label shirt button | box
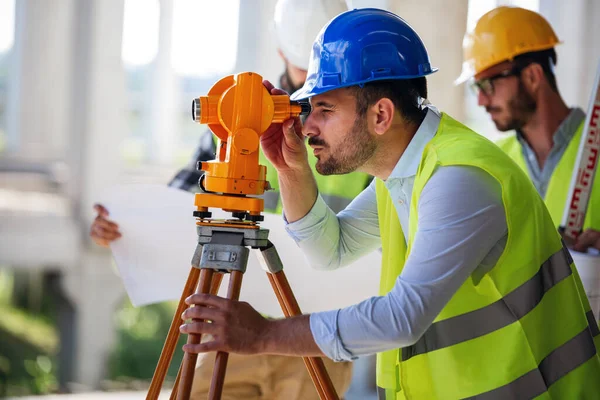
[398,199,404,205]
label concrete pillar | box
[147,0,178,166]
[236,0,283,84]
[67,0,127,223]
[390,0,469,121]
[6,0,74,159]
[60,0,127,390]
[62,251,124,391]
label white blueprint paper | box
[101,184,380,316]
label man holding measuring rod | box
[456,6,600,320]
[182,8,600,399]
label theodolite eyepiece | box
[295,101,312,116]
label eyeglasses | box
[470,66,523,96]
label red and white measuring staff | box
[560,61,600,241]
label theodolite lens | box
[192,99,201,122]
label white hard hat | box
[274,0,348,70]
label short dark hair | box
[514,48,558,92]
[349,77,428,125]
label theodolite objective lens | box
[192,99,201,122]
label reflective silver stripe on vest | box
[377,386,394,400]
[380,324,598,400]
[586,309,600,337]
[464,325,597,399]
[262,191,353,213]
[402,247,573,361]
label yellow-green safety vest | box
[496,123,600,231]
[259,143,371,213]
[375,113,600,399]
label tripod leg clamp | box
[255,241,284,274]
[191,244,203,268]
[199,243,249,273]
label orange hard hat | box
[455,6,560,85]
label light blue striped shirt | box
[285,109,508,361]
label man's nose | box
[302,113,317,138]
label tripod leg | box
[208,270,244,399]
[169,366,180,400]
[267,273,327,400]
[169,272,224,399]
[257,242,339,400]
[177,268,215,400]
[268,272,339,400]
[147,266,200,400]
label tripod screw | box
[246,214,264,222]
[193,211,212,219]
[231,211,247,220]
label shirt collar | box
[516,107,585,148]
[387,107,442,181]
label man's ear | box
[372,98,395,136]
[521,63,545,93]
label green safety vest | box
[375,113,600,399]
[259,143,371,213]
[496,123,600,231]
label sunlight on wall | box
[121,0,160,67]
[0,0,15,54]
[171,0,240,77]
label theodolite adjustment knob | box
[193,210,212,219]
[246,214,264,222]
[231,211,247,220]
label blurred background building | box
[0,0,599,398]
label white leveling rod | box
[560,59,600,240]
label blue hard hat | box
[290,8,438,101]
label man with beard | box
[90,1,357,399]
[180,8,600,399]
[456,6,600,319]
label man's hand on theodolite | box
[260,80,308,173]
[90,204,122,247]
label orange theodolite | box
[147,72,338,400]
[191,71,310,218]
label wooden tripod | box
[145,221,339,400]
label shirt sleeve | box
[284,179,382,270]
[309,166,509,361]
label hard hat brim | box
[290,68,439,101]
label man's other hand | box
[90,204,121,247]
[571,228,600,253]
